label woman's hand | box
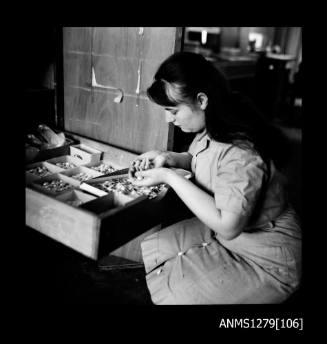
[129,150,192,179]
[132,167,172,187]
[129,150,168,179]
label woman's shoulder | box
[211,139,263,164]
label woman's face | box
[164,103,206,133]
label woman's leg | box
[141,217,296,304]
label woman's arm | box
[166,170,247,240]
[134,168,248,240]
[160,151,192,170]
[129,150,192,176]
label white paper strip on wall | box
[92,66,124,103]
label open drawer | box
[26,171,192,260]
[25,179,191,260]
[25,132,193,260]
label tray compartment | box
[45,155,85,170]
[85,160,121,175]
[80,191,140,214]
[55,189,97,207]
[25,161,63,184]
[80,173,168,200]
[59,166,103,183]
[31,173,80,196]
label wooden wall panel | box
[63,27,179,154]
[65,87,169,153]
[93,55,138,95]
[93,27,139,57]
[63,27,92,53]
[93,56,163,99]
[64,87,91,122]
[64,52,91,88]
[143,27,177,61]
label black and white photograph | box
[24,26,303,321]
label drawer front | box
[26,188,101,259]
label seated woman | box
[130,52,301,305]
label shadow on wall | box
[22,27,56,90]
[23,27,57,134]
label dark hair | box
[147,52,289,169]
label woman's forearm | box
[165,169,246,240]
[162,151,192,170]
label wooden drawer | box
[26,187,101,259]
[26,181,187,260]
[25,132,193,260]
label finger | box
[148,159,155,169]
[131,172,145,185]
[141,157,149,170]
[136,169,153,177]
[139,159,145,170]
[133,159,141,170]
[134,171,144,180]
[128,167,136,179]
[143,158,149,170]
[131,158,138,167]
[145,157,154,170]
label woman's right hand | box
[128,150,168,179]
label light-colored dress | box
[141,131,302,304]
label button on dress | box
[141,131,302,304]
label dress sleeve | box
[213,146,268,217]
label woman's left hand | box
[132,167,172,187]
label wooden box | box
[26,138,75,164]
[70,143,102,164]
[26,173,170,260]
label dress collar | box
[196,129,209,142]
[193,130,210,156]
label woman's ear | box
[197,92,208,110]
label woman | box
[130,52,301,304]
